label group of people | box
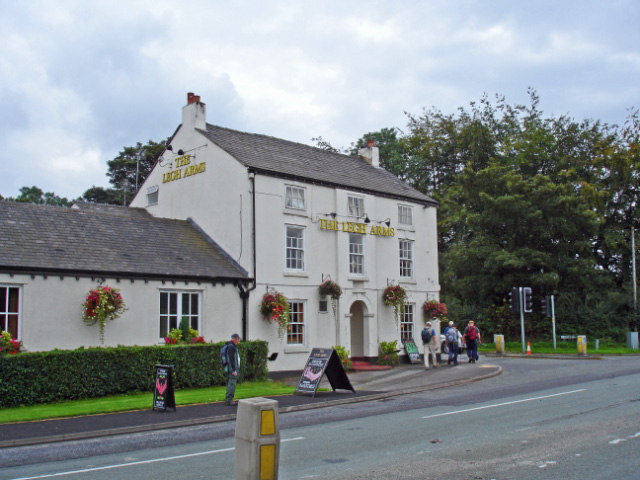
[421,320,481,369]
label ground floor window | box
[0,286,20,339]
[400,303,415,341]
[159,291,200,339]
[288,301,305,345]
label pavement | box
[0,358,502,449]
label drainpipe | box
[238,170,258,341]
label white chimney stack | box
[182,92,206,130]
[358,139,380,167]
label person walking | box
[464,321,481,363]
[224,333,241,406]
[446,324,459,365]
[421,321,438,369]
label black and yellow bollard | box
[235,397,280,479]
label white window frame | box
[398,204,413,227]
[285,225,305,272]
[285,185,306,211]
[399,239,414,278]
[347,195,365,217]
[0,285,22,341]
[287,300,306,345]
[400,303,415,341]
[159,290,201,341]
[147,185,159,206]
[349,233,365,275]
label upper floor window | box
[286,225,305,271]
[0,286,20,340]
[147,185,159,206]
[288,301,306,345]
[400,303,415,341]
[399,239,414,278]
[348,195,364,217]
[349,233,365,275]
[398,204,413,226]
[285,186,306,211]
[159,290,200,340]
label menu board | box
[402,338,422,364]
[152,364,176,411]
[295,348,355,397]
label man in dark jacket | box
[225,333,241,405]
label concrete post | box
[577,336,587,355]
[235,397,280,480]
[495,335,505,354]
[627,332,639,349]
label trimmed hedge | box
[0,341,269,408]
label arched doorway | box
[349,301,366,357]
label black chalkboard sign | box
[294,348,355,397]
[402,338,422,364]
[153,364,176,412]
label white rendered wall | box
[2,273,242,352]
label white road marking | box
[609,438,626,445]
[422,389,586,419]
[8,437,305,480]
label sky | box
[1,0,638,200]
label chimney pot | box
[368,139,374,147]
[187,92,200,104]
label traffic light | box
[509,287,520,313]
[541,296,551,317]
[523,287,533,312]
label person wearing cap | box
[421,321,438,369]
[224,333,241,405]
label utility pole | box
[633,227,638,331]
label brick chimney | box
[182,92,206,130]
[358,139,380,167]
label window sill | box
[283,208,308,218]
[397,225,415,232]
[349,276,369,282]
[284,271,309,278]
[284,346,310,354]
[399,278,417,285]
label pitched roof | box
[0,201,249,282]
[199,124,437,206]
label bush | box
[377,340,399,366]
[0,341,269,408]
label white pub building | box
[131,93,441,371]
[0,93,440,372]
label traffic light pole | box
[551,295,556,351]
[519,287,526,354]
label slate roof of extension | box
[0,201,249,282]
[199,124,437,206]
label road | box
[2,356,639,479]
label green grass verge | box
[478,340,640,355]
[0,381,295,424]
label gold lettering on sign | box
[319,218,394,237]
[162,161,207,184]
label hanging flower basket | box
[383,284,408,325]
[319,279,342,299]
[260,291,291,338]
[319,279,342,322]
[81,285,127,344]
[422,300,448,323]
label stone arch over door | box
[349,300,367,357]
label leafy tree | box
[106,139,169,198]
[5,186,71,206]
[81,186,124,205]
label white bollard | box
[235,397,280,480]
[495,335,505,354]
